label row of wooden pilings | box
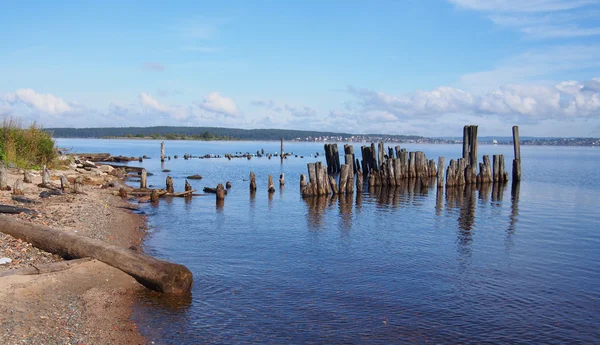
[303,125,522,198]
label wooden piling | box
[329,175,339,194]
[185,179,193,193]
[268,175,275,193]
[339,164,349,193]
[280,138,284,159]
[408,152,416,178]
[370,143,378,171]
[378,142,385,170]
[140,169,147,189]
[332,144,341,173]
[493,155,500,182]
[160,141,165,162]
[150,189,159,203]
[512,126,521,182]
[279,173,285,186]
[437,157,445,188]
[356,167,363,193]
[300,174,307,190]
[165,176,174,193]
[249,172,257,191]
[216,183,226,200]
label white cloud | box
[139,92,171,113]
[284,104,317,118]
[5,88,72,114]
[457,45,600,91]
[252,99,318,118]
[450,0,600,39]
[450,0,598,13]
[347,77,600,121]
[199,92,239,117]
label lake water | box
[57,139,600,344]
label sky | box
[1,0,600,137]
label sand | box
[0,163,149,344]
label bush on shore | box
[0,117,57,169]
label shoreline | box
[0,163,149,344]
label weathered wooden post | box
[216,183,226,201]
[185,179,193,193]
[119,187,128,199]
[226,181,232,189]
[333,144,341,173]
[12,179,24,196]
[140,169,147,189]
[60,175,70,192]
[463,126,470,162]
[268,175,275,193]
[250,172,257,191]
[150,189,159,203]
[23,170,32,184]
[300,174,307,190]
[378,142,385,169]
[280,138,284,160]
[339,164,349,193]
[166,176,174,193]
[161,141,166,162]
[408,152,416,178]
[42,165,50,186]
[329,175,339,194]
[512,126,521,182]
[279,173,285,187]
[437,157,445,188]
[74,176,83,194]
[356,167,363,193]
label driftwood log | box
[0,215,193,294]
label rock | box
[40,190,62,198]
[0,257,12,265]
[11,195,40,204]
[82,160,97,168]
[8,162,15,168]
[98,165,114,173]
[162,169,171,172]
[187,174,202,180]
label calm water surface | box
[58,139,600,344]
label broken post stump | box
[216,183,226,201]
[249,172,257,191]
[12,179,24,196]
[23,170,32,184]
[268,175,275,193]
[140,169,147,189]
[166,176,174,193]
[150,189,159,203]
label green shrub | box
[0,117,57,169]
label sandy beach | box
[0,162,149,344]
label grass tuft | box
[0,116,57,169]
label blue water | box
[57,139,600,344]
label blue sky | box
[1,0,600,137]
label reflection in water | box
[304,195,329,231]
[506,182,521,251]
[355,191,363,211]
[435,187,443,216]
[339,192,354,233]
[216,198,224,212]
[491,182,506,204]
[478,183,491,205]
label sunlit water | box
[57,139,600,344]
